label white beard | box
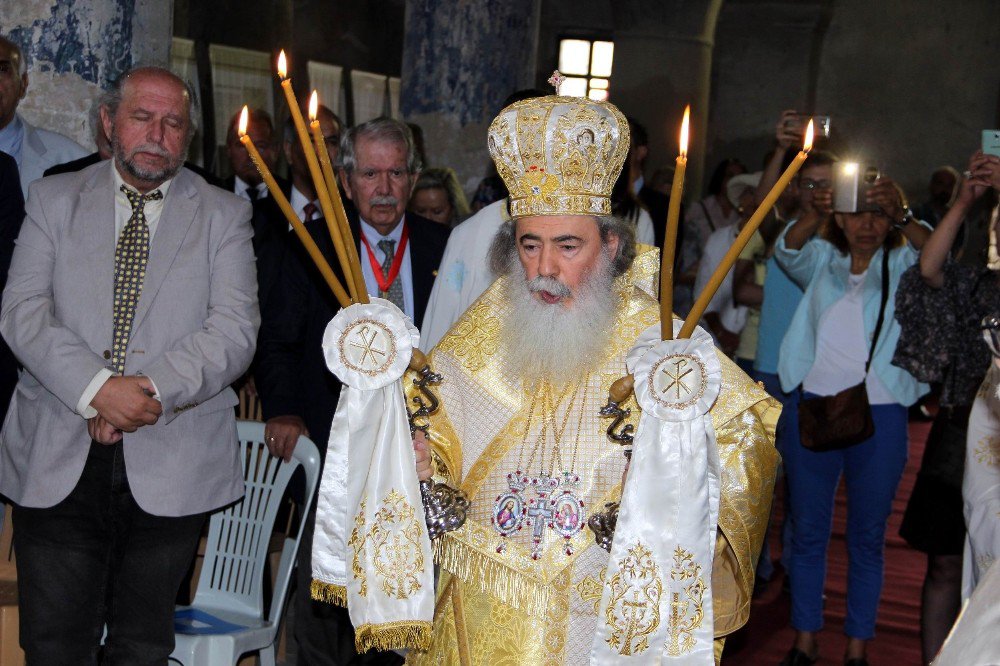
[501,252,618,388]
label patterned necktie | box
[376,238,405,310]
[112,185,162,374]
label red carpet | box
[722,421,929,665]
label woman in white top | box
[611,160,655,246]
[773,176,930,666]
[676,158,746,316]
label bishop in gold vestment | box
[405,93,779,664]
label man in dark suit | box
[0,66,257,663]
[255,118,447,666]
[0,151,23,422]
[221,108,290,314]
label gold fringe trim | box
[434,536,550,617]
[355,620,432,653]
[310,579,347,607]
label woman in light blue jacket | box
[774,177,930,666]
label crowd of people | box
[1,31,1000,666]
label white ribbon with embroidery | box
[590,321,722,664]
[311,298,434,652]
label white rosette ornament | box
[311,297,434,651]
[591,321,722,664]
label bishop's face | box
[515,215,619,308]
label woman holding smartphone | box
[774,175,930,666]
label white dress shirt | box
[77,165,174,418]
[233,175,267,202]
[358,217,415,321]
[289,186,318,228]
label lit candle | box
[679,120,815,340]
[277,52,359,302]
[660,105,689,340]
[308,91,365,303]
[308,90,369,304]
[239,106,351,309]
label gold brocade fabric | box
[487,95,630,219]
[405,250,780,665]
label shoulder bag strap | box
[864,247,891,375]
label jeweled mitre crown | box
[488,94,630,219]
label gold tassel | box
[311,579,347,607]
[433,536,550,617]
[355,620,433,652]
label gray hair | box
[337,116,421,175]
[488,214,637,278]
[99,66,200,142]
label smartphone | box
[833,163,880,213]
[788,113,832,139]
[984,130,1000,157]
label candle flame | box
[309,90,318,121]
[804,119,814,152]
[277,50,288,79]
[842,162,858,175]
[238,105,249,137]
[679,105,690,157]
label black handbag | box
[798,249,890,451]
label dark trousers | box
[13,441,205,665]
[295,503,403,666]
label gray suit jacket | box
[17,114,89,196]
[0,160,260,516]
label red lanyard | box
[360,223,409,294]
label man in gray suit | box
[0,66,259,663]
[0,36,89,195]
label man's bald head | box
[100,66,199,192]
[102,66,199,143]
[0,37,28,130]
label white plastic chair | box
[170,420,320,666]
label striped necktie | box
[376,238,405,310]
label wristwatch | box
[893,207,915,230]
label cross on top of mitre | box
[548,70,566,95]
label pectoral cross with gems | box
[526,473,558,560]
[548,70,565,95]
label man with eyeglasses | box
[733,141,839,586]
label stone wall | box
[1,0,173,150]
[401,0,541,192]
[708,0,1000,200]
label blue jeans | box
[752,371,799,580]
[783,396,908,638]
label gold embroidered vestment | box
[405,249,780,664]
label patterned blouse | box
[893,262,1000,407]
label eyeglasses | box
[800,178,832,190]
